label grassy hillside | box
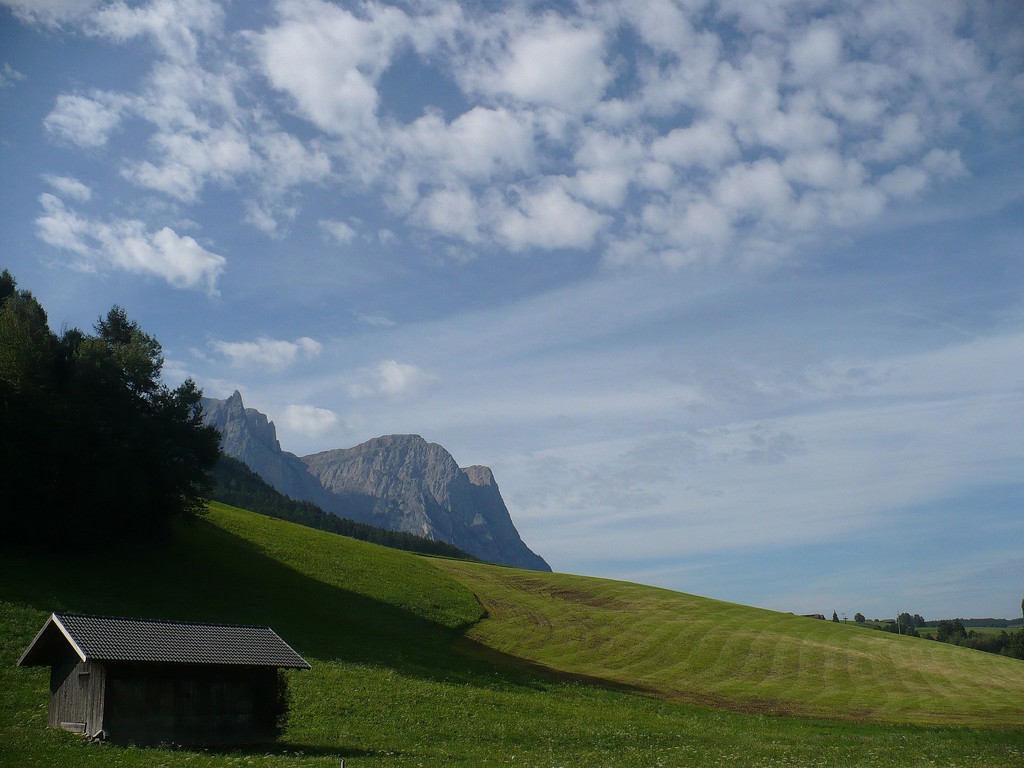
[2,503,1023,767]
[434,560,1024,726]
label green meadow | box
[434,559,1024,726]
[2,503,1023,767]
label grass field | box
[433,559,1024,726]
[2,503,1023,767]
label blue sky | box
[3,0,1023,620]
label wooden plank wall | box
[48,660,105,735]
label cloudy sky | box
[3,0,1023,620]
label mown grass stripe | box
[432,558,1024,726]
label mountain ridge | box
[201,392,550,571]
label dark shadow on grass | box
[0,516,608,695]
[1,517,467,674]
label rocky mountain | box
[199,392,331,508]
[201,392,550,571]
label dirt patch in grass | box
[544,586,632,610]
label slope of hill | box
[434,559,1024,726]
[2,504,1022,768]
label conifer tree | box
[0,272,220,546]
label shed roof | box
[18,613,310,669]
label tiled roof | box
[18,613,310,669]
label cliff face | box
[200,391,334,508]
[201,394,550,571]
[462,465,549,572]
[302,435,550,571]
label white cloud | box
[89,0,224,62]
[22,0,1022,272]
[244,200,298,237]
[245,202,280,236]
[391,106,536,199]
[650,121,739,170]
[782,150,865,191]
[567,129,643,208]
[354,311,396,328]
[414,186,482,242]
[280,403,340,437]
[465,14,612,110]
[865,112,924,162]
[496,183,609,251]
[319,219,357,245]
[0,0,97,27]
[348,359,437,399]
[621,0,696,53]
[37,2,329,216]
[44,92,128,147]
[42,174,92,202]
[878,164,929,200]
[714,159,794,223]
[125,127,257,202]
[754,98,839,152]
[255,0,410,134]
[569,166,633,209]
[705,57,780,130]
[788,24,843,83]
[819,186,886,228]
[258,130,332,190]
[211,336,322,371]
[0,62,25,87]
[35,193,225,293]
[921,148,967,180]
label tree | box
[897,612,924,630]
[0,273,220,547]
[832,611,839,622]
[1006,629,1024,660]
[854,612,866,624]
[0,274,56,394]
[936,619,967,643]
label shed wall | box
[102,664,283,746]
[49,659,105,735]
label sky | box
[2,0,1023,621]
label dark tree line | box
[852,605,1024,660]
[210,455,477,561]
[919,620,1024,659]
[1,271,220,547]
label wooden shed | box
[18,612,310,746]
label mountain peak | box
[202,394,549,571]
[463,465,496,487]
